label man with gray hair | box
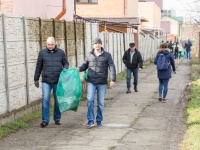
[34,37,69,128]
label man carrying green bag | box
[56,68,82,112]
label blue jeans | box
[126,68,138,89]
[158,79,169,99]
[87,82,106,123]
[42,82,61,123]
[186,50,190,59]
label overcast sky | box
[163,0,186,16]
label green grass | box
[0,108,54,140]
[181,58,200,150]
[116,71,126,81]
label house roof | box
[75,15,148,30]
[171,16,184,22]
[162,15,184,23]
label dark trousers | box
[126,68,138,89]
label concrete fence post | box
[22,16,30,105]
[2,13,10,112]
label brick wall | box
[0,0,13,14]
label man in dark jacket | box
[168,41,173,53]
[78,37,116,128]
[184,39,192,59]
[123,43,143,93]
[34,37,69,128]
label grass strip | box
[181,58,200,150]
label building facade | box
[0,0,74,21]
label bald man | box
[34,37,69,128]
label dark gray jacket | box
[79,48,116,84]
[34,46,69,84]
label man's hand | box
[110,81,116,87]
[139,68,142,71]
[34,81,39,88]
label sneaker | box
[158,96,162,101]
[86,121,95,128]
[55,120,61,125]
[97,121,102,127]
[40,121,48,128]
[162,99,166,103]
[126,89,131,94]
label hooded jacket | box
[34,46,69,84]
[79,47,116,84]
[122,48,143,69]
[154,49,176,79]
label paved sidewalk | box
[0,58,191,150]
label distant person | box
[123,43,143,93]
[174,42,179,59]
[168,41,173,53]
[78,37,116,128]
[184,39,192,59]
[34,37,69,128]
[154,43,176,103]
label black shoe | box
[40,121,48,128]
[134,86,138,92]
[126,89,131,94]
[55,120,61,125]
[134,85,138,92]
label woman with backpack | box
[154,43,176,103]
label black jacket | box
[34,46,69,84]
[79,47,116,84]
[185,42,192,51]
[123,48,143,69]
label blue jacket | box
[154,49,176,79]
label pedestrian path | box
[0,58,191,150]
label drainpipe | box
[55,0,66,20]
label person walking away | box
[123,43,143,93]
[78,37,116,128]
[174,42,179,59]
[34,37,69,127]
[154,43,176,103]
[182,42,187,58]
[184,39,192,59]
[168,41,173,53]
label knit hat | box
[92,37,102,45]
[129,43,135,47]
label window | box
[76,0,97,3]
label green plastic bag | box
[83,71,88,80]
[56,67,82,112]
